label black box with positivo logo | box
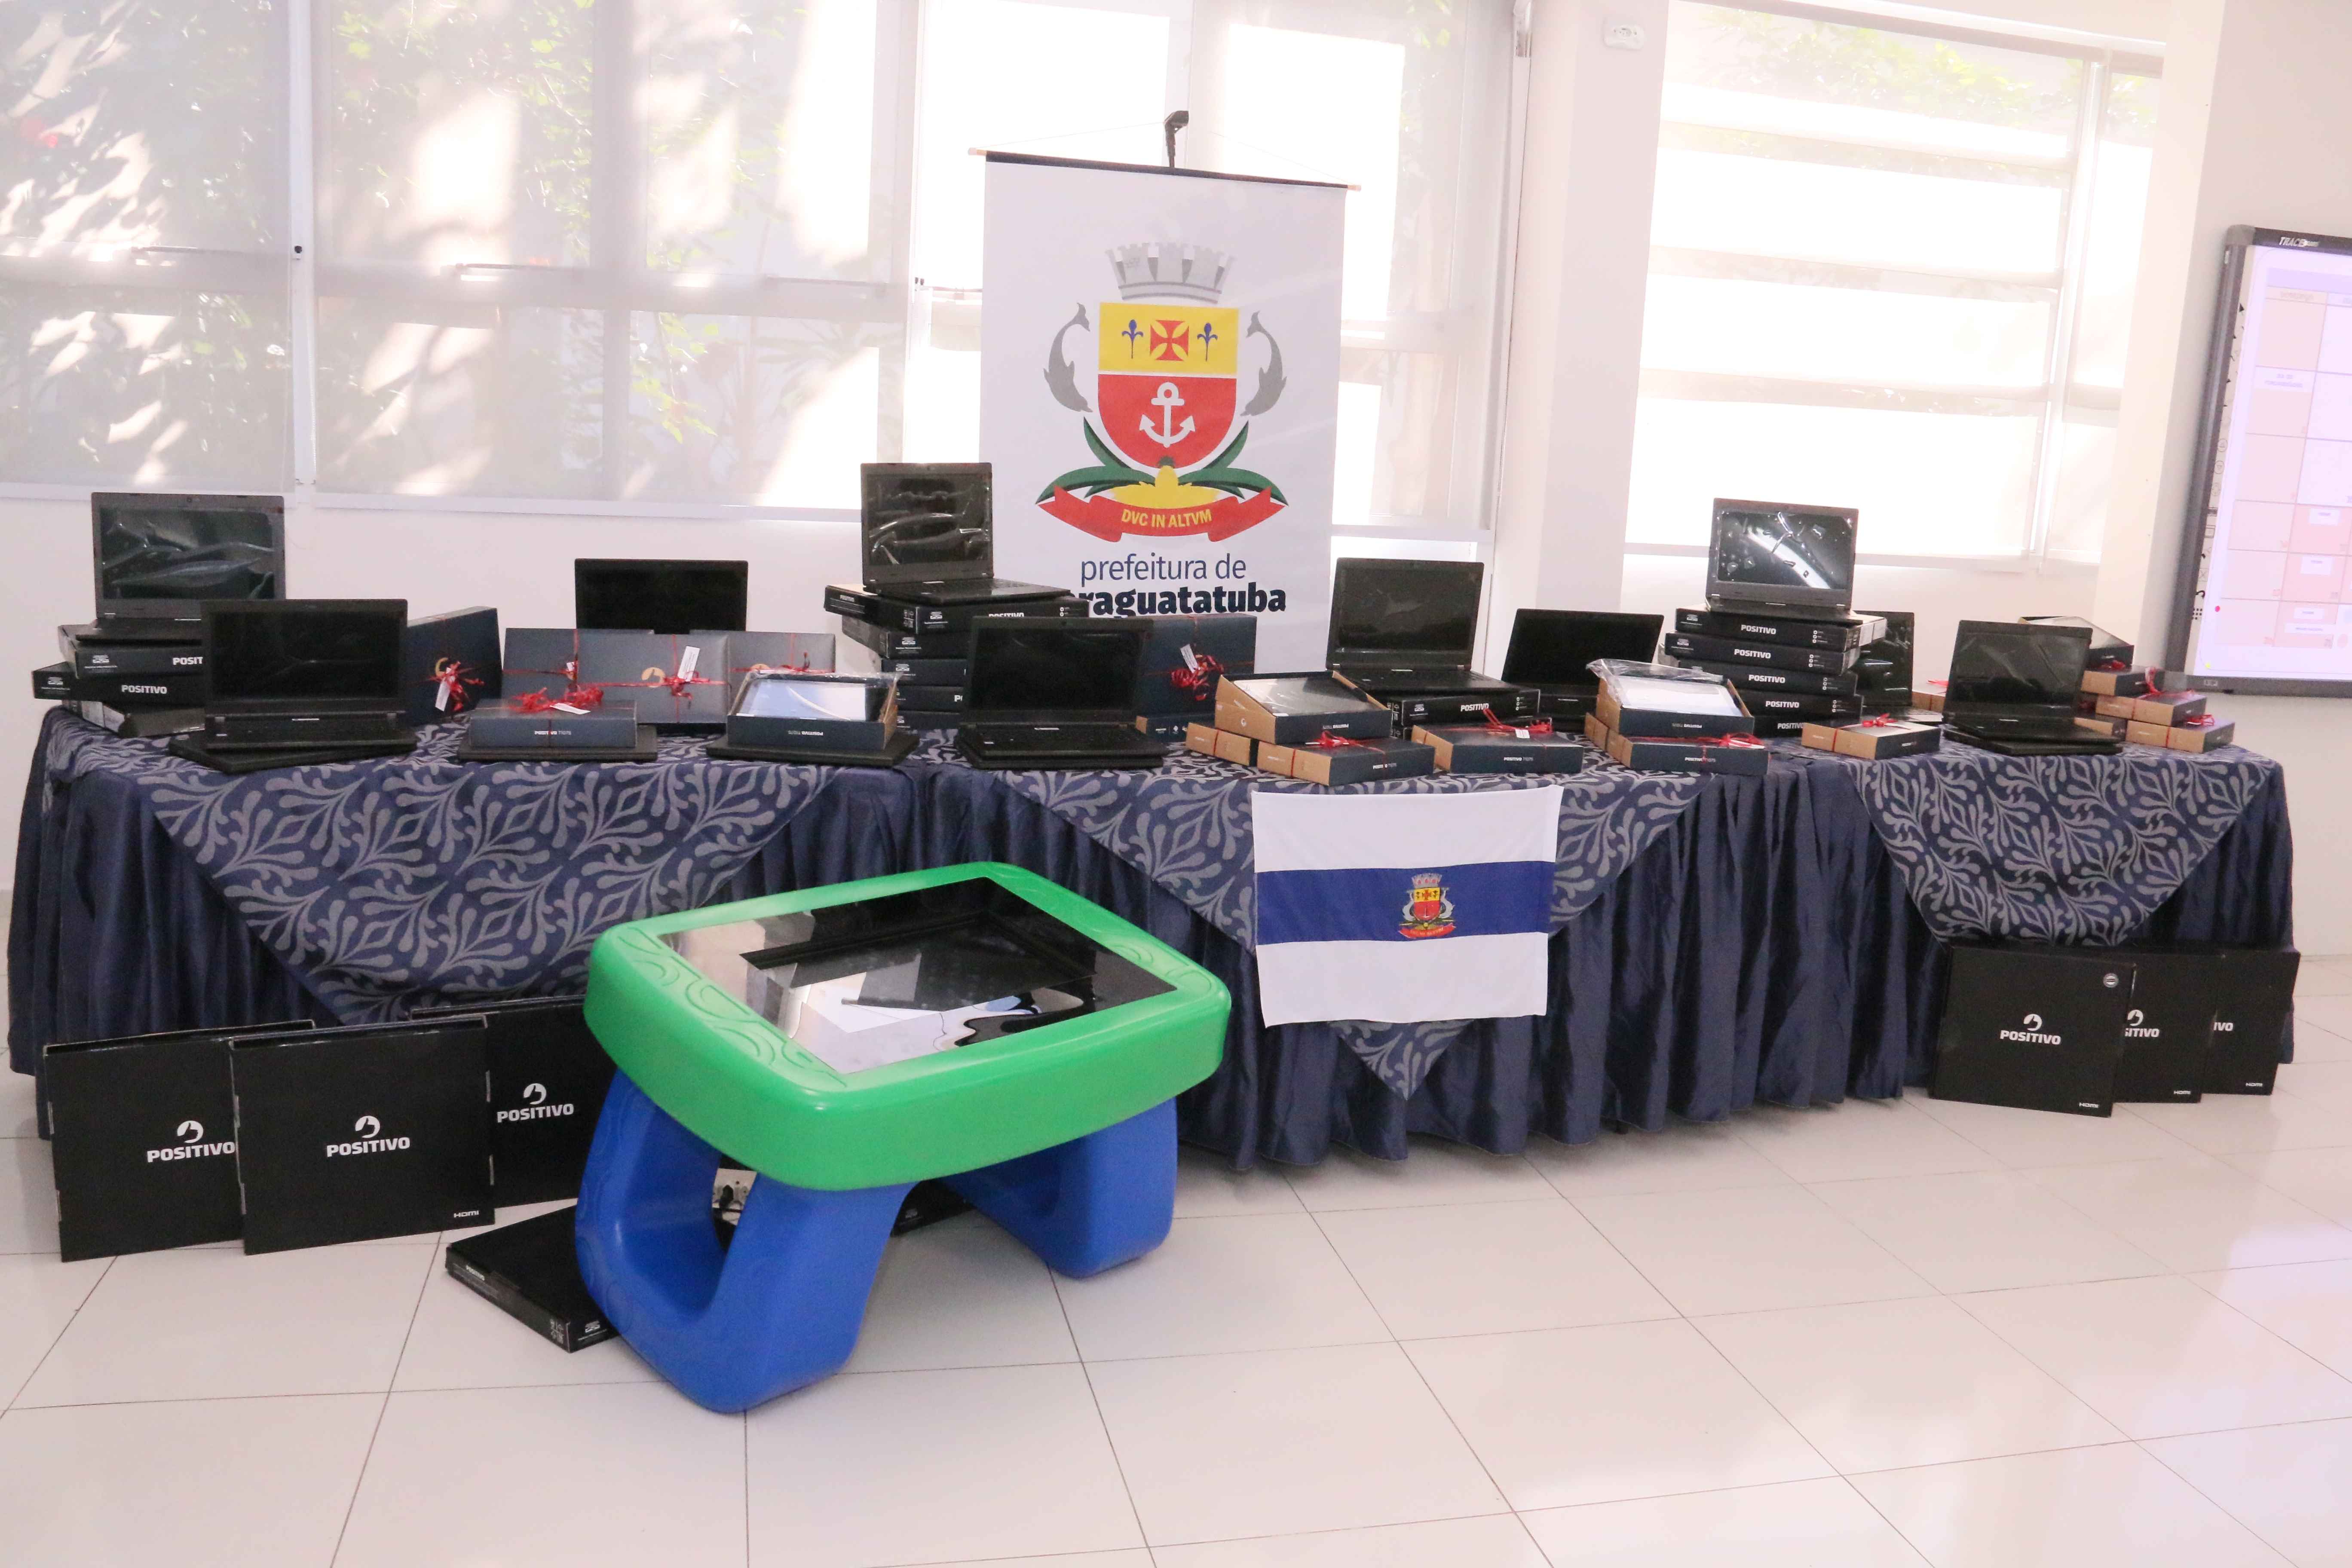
[43,1020,316,1262]
[2107,952,2216,1104]
[1932,943,2136,1117]
[412,997,616,1204]
[230,1019,494,1253]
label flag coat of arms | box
[1252,789,1563,1027]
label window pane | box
[1626,397,2038,555]
[624,312,881,505]
[3,1,285,254]
[1641,271,2052,389]
[314,302,603,495]
[1650,149,2065,275]
[2073,73,2159,390]
[322,0,594,269]
[911,1,1173,292]
[0,286,289,483]
[640,0,880,279]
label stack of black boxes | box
[37,623,209,736]
[826,587,1089,730]
[1659,607,1884,737]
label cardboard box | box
[1660,631,1859,674]
[838,617,967,661]
[1598,722,1770,775]
[2080,666,2151,698]
[2199,947,2300,1094]
[1183,722,1259,768]
[1595,679,1755,739]
[444,1206,617,1353]
[1130,614,1258,724]
[2076,714,2131,740]
[402,606,502,726]
[1911,687,1945,712]
[1933,944,2133,1116]
[1672,607,1886,649]
[1745,692,1864,724]
[2129,690,2207,726]
[1258,736,1435,786]
[2095,694,2138,720]
[2163,717,2235,752]
[1665,655,1860,697]
[1412,724,1586,774]
[35,663,207,705]
[726,672,898,753]
[469,698,643,751]
[31,662,70,700]
[410,998,616,1205]
[67,701,204,738]
[1853,610,1914,713]
[826,582,1087,634]
[879,658,967,684]
[575,631,729,726]
[230,1019,495,1253]
[2108,955,2214,1104]
[1213,673,1394,745]
[1798,720,1942,760]
[58,624,205,679]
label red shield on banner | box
[1098,372,1235,470]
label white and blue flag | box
[1253,787,1563,1026]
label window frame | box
[1623,0,2163,573]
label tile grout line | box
[1052,1266,1155,1558]
[3,1252,116,1413]
[326,1242,438,1566]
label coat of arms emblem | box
[1036,242,1287,542]
[1399,872,1457,940]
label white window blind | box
[3,0,1517,537]
[1626,2,2160,565]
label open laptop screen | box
[862,463,992,587]
[967,622,1141,718]
[574,559,748,634]
[1501,610,1663,686]
[1706,500,1856,610]
[94,493,283,616]
[208,603,406,703]
[1945,621,2089,720]
[1327,559,1483,665]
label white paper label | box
[1179,644,1200,673]
[553,702,588,716]
[677,644,701,679]
[435,680,451,712]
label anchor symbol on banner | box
[1140,382,1195,447]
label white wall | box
[2095,0,2352,950]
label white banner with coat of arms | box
[979,153,1345,669]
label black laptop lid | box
[94,492,284,620]
[862,463,992,588]
[1502,609,1663,686]
[967,621,1143,722]
[1945,620,2090,728]
[1327,559,1483,667]
[1706,499,1857,612]
[207,600,407,704]
[575,559,748,634]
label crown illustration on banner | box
[1411,872,1444,890]
[1109,242,1231,303]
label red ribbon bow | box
[1169,651,1226,698]
[430,657,484,715]
[1698,733,1765,749]
[2180,713,2223,730]
[1476,704,1553,736]
[1310,729,1373,751]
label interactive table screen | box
[661,879,1173,1075]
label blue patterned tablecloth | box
[1790,741,2282,945]
[40,717,841,1022]
[947,737,1709,946]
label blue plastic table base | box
[574,1072,1179,1412]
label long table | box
[8,712,2292,1166]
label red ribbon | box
[513,684,606,714]
[1475,704,1553,736]
[1698,733,1765,749]
[2179,713,2224,731]
[1169,652,1226,698]
[1310,730,1374,751]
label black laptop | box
[200,600,413,750]
[1326,558,1517,697]
[863,463,1062,606]
[1501,609,1664,710]
[1943,619,2114,754]
[956,621,1168,770]
[90,491,284,641]
[575,559,747,634]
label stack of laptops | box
[1326,559,1533,723]
[172,600,416,772]
[1941,619,2117,756]
[955,621,1170,771]
[1499,609,1664,723]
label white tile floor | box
[5,967,2352,1565]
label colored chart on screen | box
[2190,237,2352,684]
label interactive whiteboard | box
[2172,227,2352,694]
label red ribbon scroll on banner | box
[1040,487,1285,543]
